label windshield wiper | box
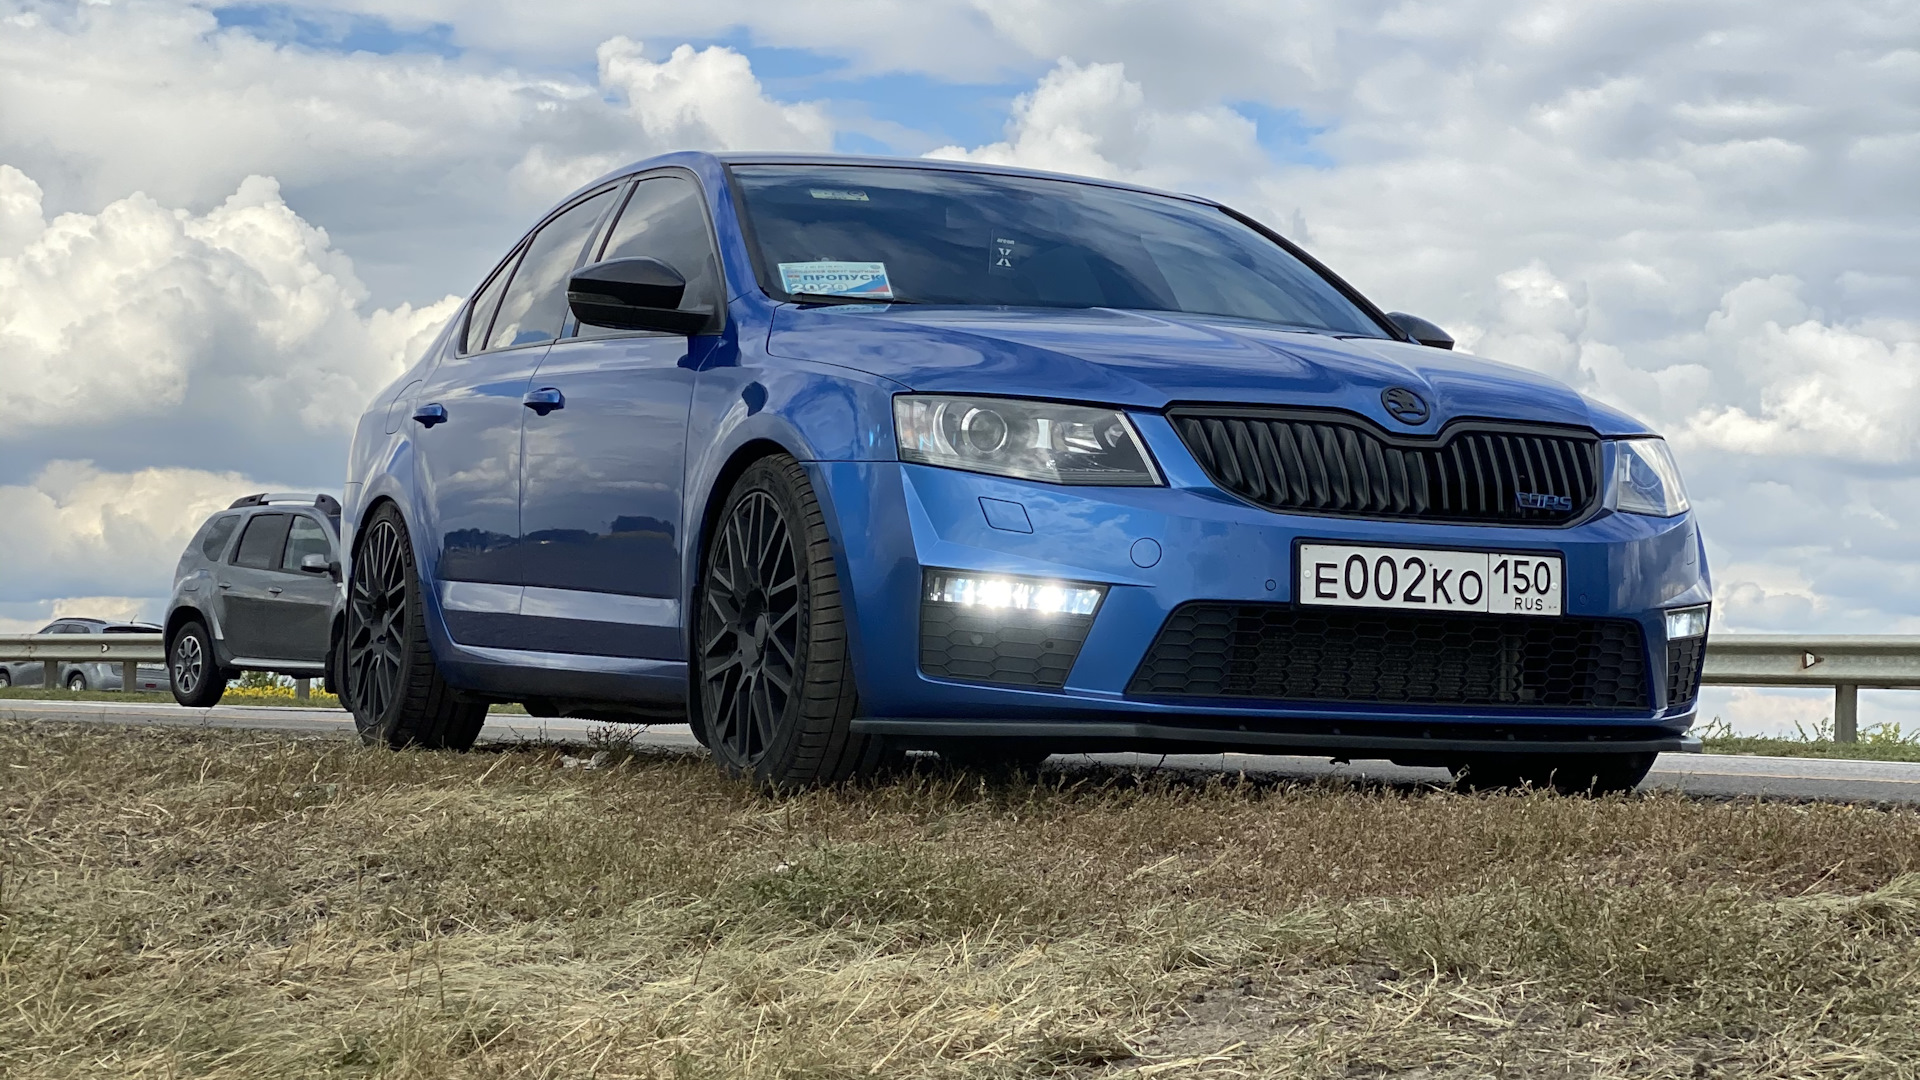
[788,292,918,305]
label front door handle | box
[413,403,449,428]
[523,387,565,416]
[268,587,283,596]
[217,583,233,590]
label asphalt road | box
[7,697,1920,803]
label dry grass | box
[4,720,1920,1078]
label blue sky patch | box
[213,4,460,58]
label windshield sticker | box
[989,234,1022,276]
[809,188,870,201]
[778,261,894,299]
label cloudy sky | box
[2,0,1915,732]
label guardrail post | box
[42,659,57,690]
[122,660,138,693]
[1835,683,1858,743]
[295,677,310,700]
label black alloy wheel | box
[703,488,802,765]
[1451,752,1657,796]
[696,455,892,787]
[344,504,486,749]
[169,620,226,707]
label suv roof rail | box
[229,492,343,515]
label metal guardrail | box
[1702,635,1920,742]
[1,632,1914,738]
[0,633,164,693]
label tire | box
[169,621,227,708]
[66,671,88,692]
[324,622,350,710]
[695,454,892,788]
[1451,752,1656,796]
[344,503,486,749]
[0,668,11,688]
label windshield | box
[730,165,1390,337]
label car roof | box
[559,150,1220,217]
[708,152,1216,205]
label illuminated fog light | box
[924,571,1104,617]
[1665,604,1710,640]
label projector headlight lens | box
[895,395,1162,486]
[1665,604,1710,641]
[924,571,1105,617]
[1610,438,1690,517]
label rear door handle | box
[523,387,565,416]
[268,587,283,596]
[413,403,449,427]
[217,583,233,590]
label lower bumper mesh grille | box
[1129,604,1649,709]
[1665,637,1705,709]
[920,603,1094,689]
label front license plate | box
[1298,543,1563,617]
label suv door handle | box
[523,387,565,415]
[413,403,449,427]
[268,587,283,596]
[217,583,233,590]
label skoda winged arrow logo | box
[1380,386,1430,425]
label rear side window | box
[462,252,519,354]
[232,514,293,570]
[200,514,241,560]
[487,188,618,351]
[281,516,333,571]
[579,175,721,338]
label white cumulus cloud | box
[0,460,263,608]
[0,167,458,453]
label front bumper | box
[809,417,1709,759]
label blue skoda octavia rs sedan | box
[340,152,1709,792]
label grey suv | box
[164,493,345,707]
[0,618,169,691]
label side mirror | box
[301,553,342,582]
[568,257,714,335]
[1386,312,1454,350]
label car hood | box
[767,305,1650,435]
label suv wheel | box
[66,671,87,692]
[344,504,486,749]
[696,455,891,788]
[1451,752,1657,796]
[169,621,227,708]
[0,668,11,688]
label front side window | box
[281,516,332,571]
[730,165,1389,337]
[577,175,722,337]
[487,188,618,351]
[232,514,292,570]
[200,514,241,560]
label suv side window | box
[200,514,242,560]
[581,175,721,338]
[281,516,332,571]
[232,514,293,570]
[462,249,521,355]
[486,188,618,352]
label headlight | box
[1609,438,1689,516]
[894,395,1162,486]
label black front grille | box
[1665,636,1705,709]
[1130,604,1649,709]
[1171,408,1601,525]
